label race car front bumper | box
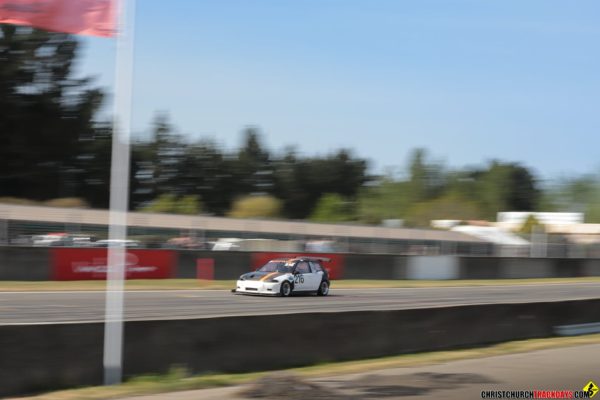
[234,279,282,295]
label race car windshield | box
[257,261,292,273]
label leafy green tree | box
[0,26,104,201]
[519,214,544,234]
[476,161,540,218]
[44,198,90,208]
[141,194,177,213]
[310,194,356,222]
[228,195,282,219]
[585,179,600,223]
[505,164,540,211]
[407,148,446,203]
[356,157,539,226]
[176,139,231,215]
[356,178,411,224]
[173,195,202,215]
[140,194,202,215]
[132,113,186,204]
[236,127,272,195]
[0,197,38,206]
[404,192,484,227]
[540,175,600,223]
[273,149,368,219]
[76,122,112,208]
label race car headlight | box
[269,279,280,283]
[239,276,245,281]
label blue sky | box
[76,0,600,178]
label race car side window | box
[296,261,310,274]
[309,261,323,272]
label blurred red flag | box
[0,0,115,37]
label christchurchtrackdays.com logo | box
[481,381,598,399]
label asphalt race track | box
[0,282,599,324]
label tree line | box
[1,26,599,226]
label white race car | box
[233,256,331,297]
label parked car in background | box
[92,239,141,248]
[211,238,243,251]
[165,236,207,249]
[32,233,68,246]
[32,233,95,247]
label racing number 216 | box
[294,275,304,284]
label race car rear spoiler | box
[300,256,331,263]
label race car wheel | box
[280,281,292,297]
[317,280,329,296]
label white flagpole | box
[103,0,136,385]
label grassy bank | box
[0,277,599,292]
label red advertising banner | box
[196,258,214,280]
[251,252,344,280]
[52,248,176,280]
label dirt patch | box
[238,371,495,399]
[325,371,497,398]
[238,373,349,399]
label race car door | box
[309,261,326,285]
[293,261,320,291]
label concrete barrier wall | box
[1,299,600,397]
[2,246,600,281]
[0,246,51,280]
[0,322,104,396]
[342,254,397,279]
[460,257,502,279]
[460,257,600,279]
[583,259,600,276]
[175,251,252,279]
[407,256,460,280]
[500,258,556,279]
[554,258,585,278]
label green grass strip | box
[0,277,599,292]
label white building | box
[496,212,583,231]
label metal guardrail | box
[0,204,494,255]
[1,203,597,257]
[0,204,484,241]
